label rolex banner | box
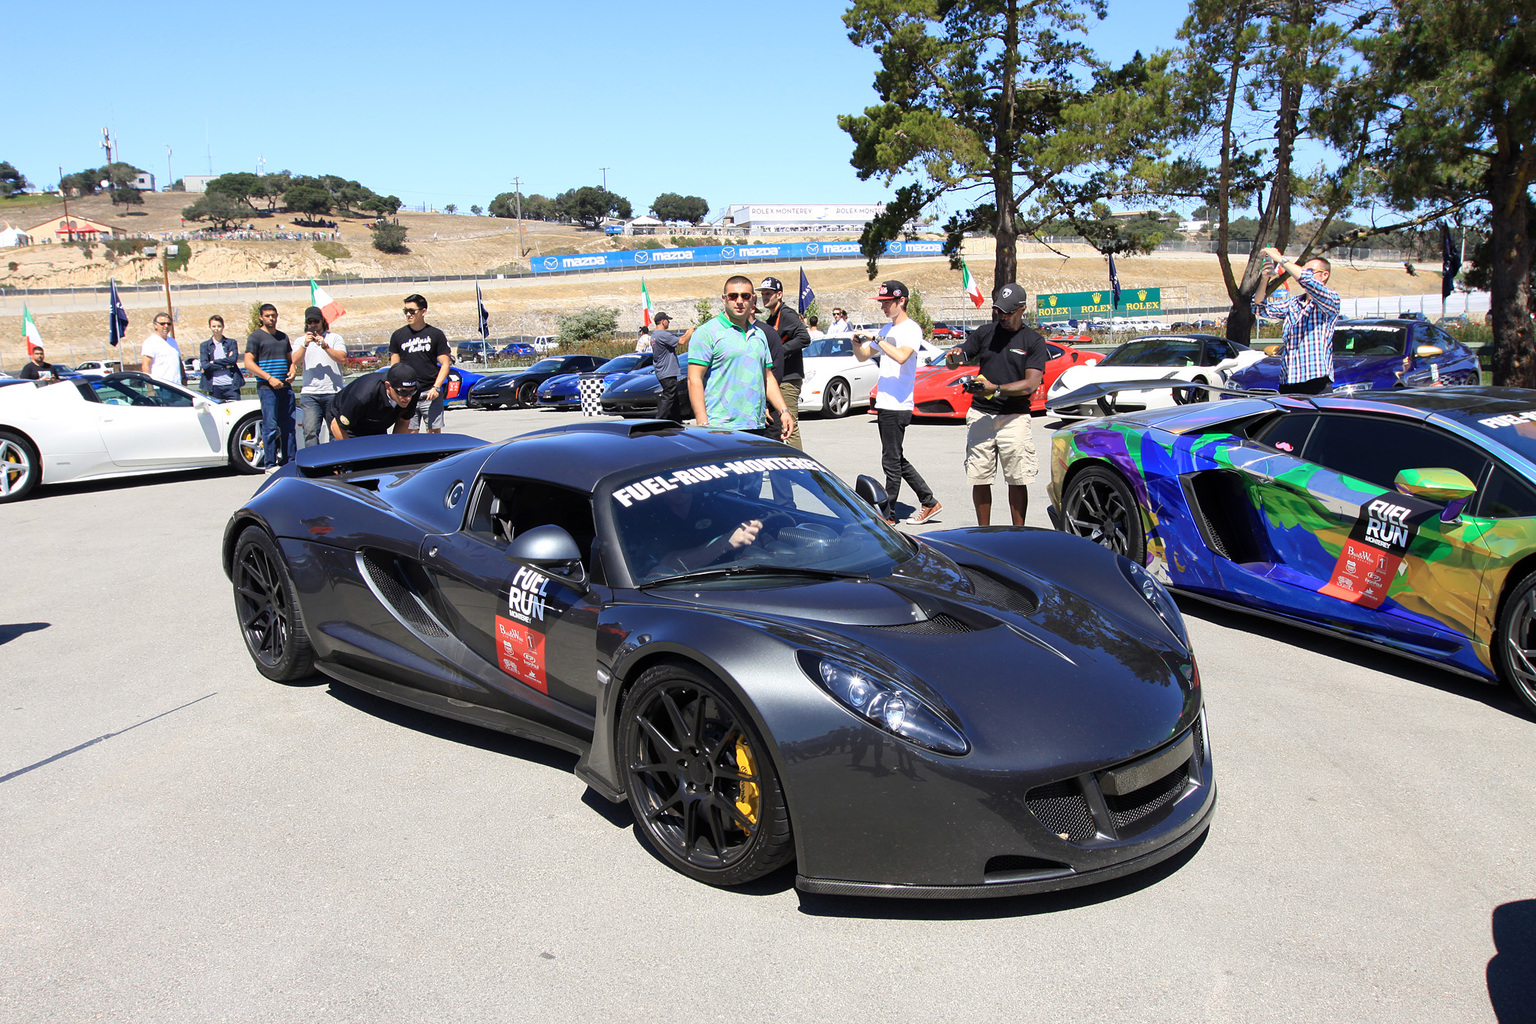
[1037,287,1161,320]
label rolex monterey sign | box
[1036,287,1162,320]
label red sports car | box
[870,341,1103,418]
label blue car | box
[1226,318,1481,394]
[537,352,654,409]
[499,342,536,359]
[366,365,485,408]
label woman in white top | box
[291,305,347,447]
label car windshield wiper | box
[640,564,870,588]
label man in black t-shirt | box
[18,347,61,382]
[328,363,422,440]
[947,282,1049,526]
[388,293,451,433]
[757,277,811,450]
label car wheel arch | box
[222,512,280,579]
[1491,552,1536,647]
[0,425,43,498]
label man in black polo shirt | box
[328,363,422,440]
[946,282,1049,526]
[757,276,810,449]
[18,346,61,382]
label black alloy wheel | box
[823,378,851,418]
[516,381,539,408]
[0,429,40,503]
[620,662,793,885]
[1494,572,1536,718]
[1061,465,1146,562]
[229,415,264,474]
[1173,376,1210,405]
[232,527,315,681]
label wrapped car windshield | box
[610,456,911,584]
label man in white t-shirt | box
[290,305,347,447]
[853,280,941,525]
[140,314,182,385]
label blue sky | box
[9,0,1192,218]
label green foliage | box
[904,290,934,339]
[207,171,275,211]
[60,162,143,196]
[693,296,717,326]
[0,161,30,197]
[444,204,457,214]
[555,186,632,228]
[182,192,249,230]
[470,204,483,216]
[668,236,711,247]
[556,306,620,346]
[370,221,409,254]
[109,186,144,207]
[247,303,265,336]
[283,183,333,218]
[102,238,147,257]
[650,193,709,224]
[164,243,192,273]
[167,178,186,192]
[313,239,350,260]
[623,238,666,249]
[491,192,559,220]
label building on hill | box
[26,214,125,242]
[718,204,889,234]
[181,175,217,193]
[133,172,156,192]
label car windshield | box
[805,336,855,359]
[1099,338,1204,367]
[1333,325,1408,357]
[90,376,194,407]
[529,358,564,373]
[598,354,643,373]
[609,456,912,585]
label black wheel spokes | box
[1507,593,1536,693]
[235,547,288,665]
[629,686,758,869]
[1067,481,1129,554]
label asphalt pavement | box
[2,404,1532,1024]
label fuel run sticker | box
[1318,493,1438,609]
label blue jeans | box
[298,391,336,448]
[258,385,297,467]
[208,383,242,403]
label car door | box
[421,477,605,723]
[1241,411,1492,645]
[90,376,224,467]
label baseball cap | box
[303,305,325,322]
[992,282,1028,314]
[758,277,784,293]
[386,362,421,392]
[871,281,909,301]
[654,311,671,322]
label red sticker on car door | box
[1319,493,1438,609]
[494,615,547,692]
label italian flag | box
[310,279,346,323]
[961,257,984,309]
[641,278,654,329]
[22,305,42,356]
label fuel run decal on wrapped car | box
[495,566,551,692]
[1319,493,1439,609]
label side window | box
[1251,412,1318,456]
[465,477,597,561]
[1301,416,1489,493]
[1478,465,1536,519]
[1046,344,1064,360]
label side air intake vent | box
[358,551,448,638]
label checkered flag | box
[578,374,606,417]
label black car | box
[601,368,665,417]
[467,354,603,409]
[225,423,1214,896]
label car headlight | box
[1119,558,1189,647]
[803,654,969,755]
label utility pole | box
[599,167,609,190]
[165,145,172,192]
[58,166,74,242]
[513,177,527,257]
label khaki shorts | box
[965,409,1037,485]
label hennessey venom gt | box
[1047,384,1536,717]
[225,422,1214,896]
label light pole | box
[512,177,527,257]
[165,145,172,192]
[599,167,609,191]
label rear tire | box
[232,527,316,682]
[0,429,40,503]
[229,415,263,474]
[1494,572,1536,718]
[1173,376,1209,405]
[1061,464,1146,562]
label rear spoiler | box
[294,432,486,477]
[1045,379,1271,412]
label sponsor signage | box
[1036,287,1163,320]
[531,239,949,274]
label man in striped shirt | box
[243,303,297,471]
[1253,247,1341,395]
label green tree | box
[904,289,935,339]
[0,161,30,196]
[557,306,620,346]
[555,186,632,228]
[182,192,249,230]
[109,186,144,208]
[693,297,717,326]
[207,172,272,212]
[370,221,409,253]
[60,162,144,196]
[444,203,457,215]
[283,183,333,218]
[523,194,558,220]
[470,204,483,216]
[650,193,710,223]
[489,191,517,218]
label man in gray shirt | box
[651,311,684,422]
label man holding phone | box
[291,306,347,447]
[1254,247,1341,395]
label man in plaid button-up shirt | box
[1253,247,1341,395]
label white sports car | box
[797,334,943,418]
[0,372,264,502]
[1047,333,1265,414]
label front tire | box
[1061,464,1146,562]
[0,429,40,503]
[1494,572,1536,717]
[515,382,538,408]
[229,415,263,474]
[823,378,851,418]
[232,527,316,682]
[619,662,793,886]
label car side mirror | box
[855,474,888,511]
[1395,467,1477,522]
[1414,344,1444,358]
[507,524,588,587]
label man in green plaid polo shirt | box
[687,274,795,440]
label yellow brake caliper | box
[734,736,760,827]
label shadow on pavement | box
[0,621,50,645]
[1489,900,1536,1024]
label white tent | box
[0,225,28,248]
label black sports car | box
[601,369,665,417]
[466,354,603,409]
[224,423,1215,896]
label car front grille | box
[916,400,955,414]
[1026,780,1098,842]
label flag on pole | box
[1108,252,1122,311]
[641,278,654,329]
[108,279,129,347]
[960,257,984,309]
[22,305,42,357]
[475,280,490,340]
[798,266,816,315]
[1441,224,1462,300]
[310,279,346,323]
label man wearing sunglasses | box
[389,293,451,433]
[687,275,794,441]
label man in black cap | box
[946,282,1049,526]
[328,362,422,440]
[756,276,810,449]
[650,311,684,422]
